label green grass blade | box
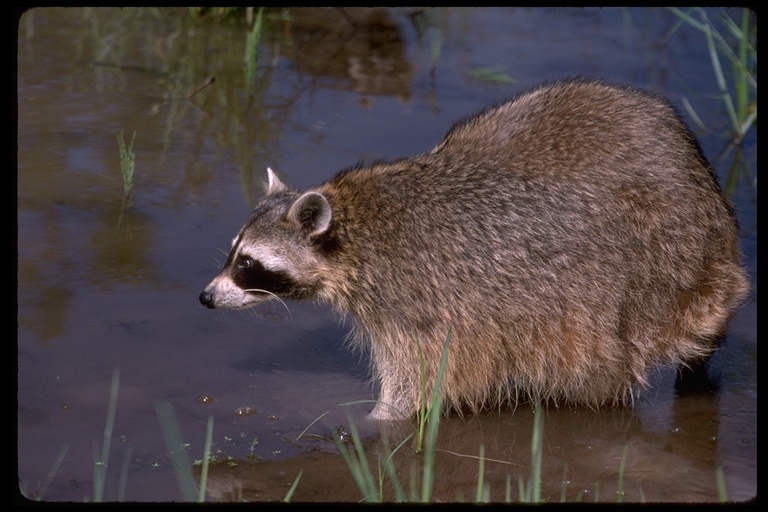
[283,470,303,502]
[245,7,263,87]
[117,446,132,501]
[417,342,428,452]
[668,7,705,32]
[699,10,739,131]
[116,131,136,197]
[468,66,516,84]
[530,402,543,503]
[681,96,707,132]
[348,418,378,501]
[197,415,214,502]
[561,463,569,502]
[94,367,121,502]
[34,444,70,501]
[616,446,628,502]
[335,417,379,502]
[716,466,728,502]
[382,433,413,502]
[474,444,486,502]
[420,330,451,502]
[155,401,198,501]
[296,410,330,440]
[518,474,528,502]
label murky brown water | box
[17,7,756,503]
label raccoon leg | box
[369,384,412,421]
[369,396,398,421]
[368,361,414,421]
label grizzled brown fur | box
[200,78,749,420]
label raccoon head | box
[199,168,333,310]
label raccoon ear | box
[287,192,332,238]
[266,167,289,195]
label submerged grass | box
[24,445,70,501]
[116,130,136,230]
[197,415,214,502]
[468,65,516,84]
[416,330,451,454]
[518,401,544,503]
[116,130,136,199]
[155,401,217,502]
[334,417,380,502]
[93,367,121,502]
[616,446,628,503]
[245,7,264,89]
[716,466,728,502]
[283,470,304,503]
[24,368,132,502]
[155,401,198,501]
[475,445,489,502]
[418,333,447,502]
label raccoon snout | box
[199,290,216,309]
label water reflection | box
[281,8,412,103]
[196,393,730,503]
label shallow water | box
[16,7,756,503]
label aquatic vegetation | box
[245,8,264,90]
[468,65,516,84]
[669,8,756,145]
[93,368,121,501]
[116,130,136,231]
[116,131,136,199]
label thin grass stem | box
[420,330,451,502]
[94,368,120,502]
[197,415,214,502]
[35,444,70,501]
[474,444,485,502]
[117,446,132,501]
[530,401,543,503]
[616,446,628,503]
[716,466,728,502]
[283,470,303,502]
[155,401,198,501]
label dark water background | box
[16,7,756,502]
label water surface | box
[16,7,756,502]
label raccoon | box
[200,77,749,421]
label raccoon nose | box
[199,290,216,309]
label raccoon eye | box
[237,256,254,271]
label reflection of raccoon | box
[200,78,749,421]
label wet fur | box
[201,78,749,420]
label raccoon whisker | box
[242,288,292,318]
[244,304,264,319]
[209,253,225,267]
